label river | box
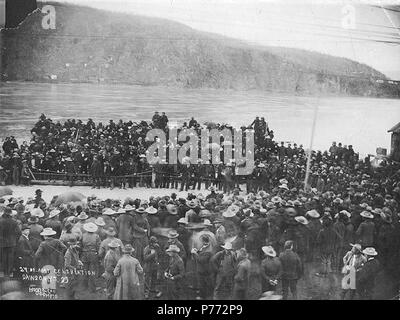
[1,81,399,156]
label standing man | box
[64,238,83,300]
[210,242,236,300]
[279,240,303,300]
[0,207,22,277]
[143,236,162,299]
[232,248,251,300]
[341,243,366,300]
[164,244,185,300]
[103,240,121,300]
[357,247,381,300]
[113,244,144,300]
[81,222,101,293]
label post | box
[304,104,318,192]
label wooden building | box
[388,122,400,162]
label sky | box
[2,0,400,79]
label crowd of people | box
[0,113,400,300]
[0,113,372,194]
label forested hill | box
[1,2,398,97]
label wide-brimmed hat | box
[271,196,282,204]
[350,243,362,251]
[222,207,236,218]
[360,211,373,219]
[279,184,289,191]
[95,217,106,226]
[145,206,157,214]
[108,240,121,248]
[203,219,213,227]
[279,179,289,185]
[167,230,179,238]
[122,204,134,212]
[266,202,276,210]
[77,212,89,220]
[28,216,39,224]
[306,209,320,219]
[295,216,309,225]
[40,227,56,236]
[221,242,233,250]
[31,208,44,218]
[262,246,277,257]
[339,210,351,218]
[116,208,126,214]
[48,209,60,219]
[166,244,180,253]
[103,208,117,216]
[177,218,188,225]
[362,247,377,256]
[135,207,146,214]
[293,200,302,206]
[122,244,134,253]
[83,222,98,233]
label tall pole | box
[304,104,319,192]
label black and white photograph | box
[0,0,400,304]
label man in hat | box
[45,209,62,238]
[210,241,236,300]
[279,240,302,300]
[143,236,162,299]
[165,244,185,300]
[103,240,121,300]
[232,248,251,300]
[82,222,101,293]
[34,189,46,210]
[357,247,381,300]
[64,238,83,300]
[113,244,144,300]
[35,228,66,269]
[356,211,375,247]
[132,207,150,264]
[116,206,136,246]
[261,245,282,292]
[27,215,43,253]
[15,225,35,282]
[341,243,366,300]
[165,230,187,264]
[99,226,123,261]
[0,207,22,277]
[191,234,213,299]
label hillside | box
[1,2,399,97]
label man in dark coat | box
[116,207,136,245]
[90,156,103,189]
[165,244,185,300]
[16,224,35,269]
[0,207,22,276]
[357,247,381,300]
[191,235,213,299]
[279,240,303,300]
